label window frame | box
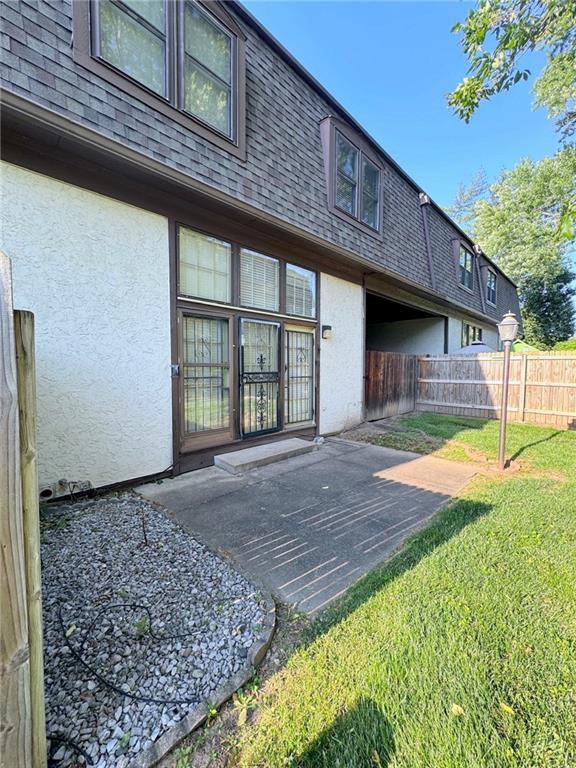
[176,224,318,320]
[461,322,483,347]
[321,117,384,239]
[458,244,474,292]
[486,269,497,306]
[72,0,246,158]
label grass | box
[232,415,576,768]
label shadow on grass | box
[310,496,492,639]
[294,697,395,768]
[508,430,563,464]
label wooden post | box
[518,353,528,423]
[0,252,32,767]
[15,310,47,768]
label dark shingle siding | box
[1,0,517,321]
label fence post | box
[518,353,528,423]
[0,252,32,767]
[15,310,47,768]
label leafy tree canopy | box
[452,147,576,347]
[448,0,576,141]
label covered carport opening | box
[365,292,448,356]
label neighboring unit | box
[0,0,521,495]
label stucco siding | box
[319,274,364,434]
[0,162,172,492]
[367,318,445,355]
[447,316,498,353]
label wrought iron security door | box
[285,329,315,424]
[240,319,281,436]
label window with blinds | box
[179,227,231,303]
[240,249,279,312]
[286,264,316,318]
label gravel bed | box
[41,493,266,767]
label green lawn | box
[233,415,576,768]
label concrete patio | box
[137,439,476,613]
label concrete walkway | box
[137,440,476,613]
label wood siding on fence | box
[416,352,576,429]
[365,351,416,421]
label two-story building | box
[0,0,521,498]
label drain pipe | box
[419,193,436,292]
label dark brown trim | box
[320,116,384,241]
[418,193,436,291]
[175,221,319,321]
[177,428,316,473]
[453,239,474,294]
[178,306,236,453]
[45,466,174,503]
[169,220,181,475]
[474,249,486,313]
[72,0,247,159]
[1,91,509,328]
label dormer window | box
[459,245,474,291]
[73,0,246,157]
[320,117,383,237]
[486,269,497,305]
[334,131,381,231]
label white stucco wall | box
[319,273,364,433]
[0,162,172,493]
[448,316,499,352]
[366,317,445,355]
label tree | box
[447,168,489,230]
[521,267,575,347]
[448,0,576,140]
[455,147,576,347]
[448,0,576,239]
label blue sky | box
[242,1,558,209]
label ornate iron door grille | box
[239,319,281,436]
[285,330,315,424]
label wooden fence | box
[0,252,46,768]
[365,351,416,420]
[416,352,576,429]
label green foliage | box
[133,614,150,636]
[454,147,576,347]
[236,417,576,768]
[521,267,575,346]
[554,335,576,349]
[448,0,576,141]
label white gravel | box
[41,493,266,767]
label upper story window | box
[486,269,497,305]
[320,117,383,238]
[177,226,317,319]
[459,246,474,291]
[183,3,233,135]
[73,0,246,157]
[97,1,168,96]
[334,132,381,231]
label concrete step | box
[214,438,318,475]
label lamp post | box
[497,311,519,470]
